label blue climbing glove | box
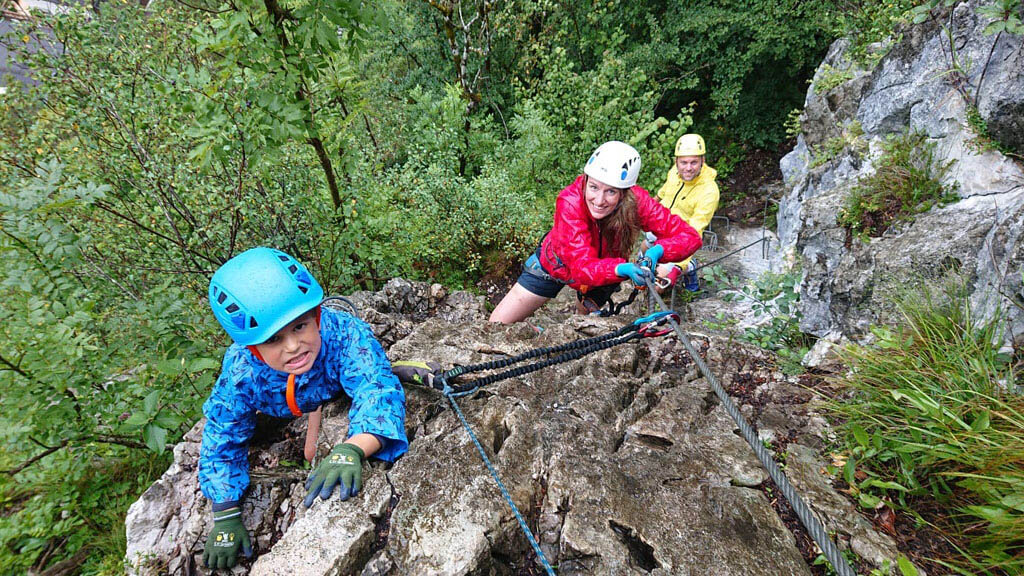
[644,244,665,270]
[615,262,649,286]
[304,442,365,507]
[203,506,252,569]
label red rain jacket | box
[539,175,702,292]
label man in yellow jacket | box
[655,133,719,291]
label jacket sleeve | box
[198,354,257,505]
[551,190,625,288]
[685,181,720,236]
[333,316,408,462]
[635,188,702,263]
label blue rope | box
[444,390,557,575]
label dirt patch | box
[477,252,522,307]
[886,497,971,576]
[717,142,790,225]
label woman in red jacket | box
[489,141,702,324]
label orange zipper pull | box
[286,373,302,417]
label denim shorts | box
[517,250,620,308]
[517,252,565,299]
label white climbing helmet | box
[583,141,642,188]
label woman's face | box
[584,177,623,220]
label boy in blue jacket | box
[200,247,408,569]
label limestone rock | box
[125,281,890,575]
[777,0,1024,344]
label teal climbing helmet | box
[208,247,325,345]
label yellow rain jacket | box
[655,163,719,268]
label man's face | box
[253,310,321,374]
[675,155,704,182]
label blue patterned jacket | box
[198,307,408,505]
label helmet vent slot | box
[287,264,298,274]
[277,254,289,262]
[249,317,259,328]
[217,292,227,304]
[297,285,309,294]
[225,303,239,313]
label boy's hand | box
[392,360,443,388]
[304,443,365,507]
[203,507,252,569]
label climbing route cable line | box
[414,291,855,575]
[639,269,857,576]
[408,194,853,574]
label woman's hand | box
[615,263,649,286]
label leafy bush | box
[836,0,921,63]
[714,268,814,373]
[626,0,837,147]
[830,282,1024,574]
[837,131,958,239]
[0,162,218,573]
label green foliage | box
[188,0,373,180]
[716,269,814,373]
[0,162,216,572]
[638,0,837,146]
[837,0,920,63]
[830,281,1024,574]
[837,131,958,239]
[964,104,1020,158]
[809,120,866,168]
[979,0,1024,36]
[910,0,1023,33]
[785,108,804,141]
[814,64,856,94]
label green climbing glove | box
[304,442,365,507]
[202,507,252,569]
[392,360,443,387]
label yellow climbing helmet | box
[674,133,706,157]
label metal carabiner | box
[636,311,680,338]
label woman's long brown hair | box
[587,175,642,258]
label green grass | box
[837,131,958,239]
[829,281,1024,574]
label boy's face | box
[253,310,321,374]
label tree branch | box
[0,439,69,475]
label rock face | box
[126,280,903,575]
[777,0,1024,343]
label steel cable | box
[642,281,856,576]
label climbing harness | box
[596,286,641,316]
[418,312,679,575]
[637,268,858,576]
